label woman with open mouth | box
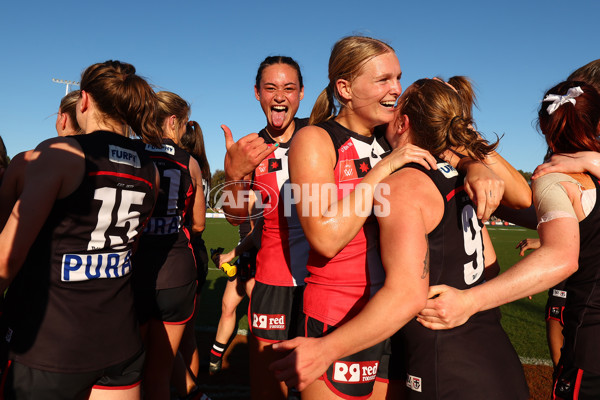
[218,55,310,400]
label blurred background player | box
[131,91,206,400]
[208,217,259,375]
[172,120,212,399]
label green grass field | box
[197,219,550,363]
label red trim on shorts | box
[92,380,141,390]
[88,171,153,189]
[0,360,12,395]
[322,377,373,400]
[253,336,281,344]
[552,365,562,400]
[164,293,197,325]
[573,368,584,400]
[446,185,464,202]
[375,376,389,384]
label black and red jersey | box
[397,159,528,400]
[303,119,390,326]
[133,139,197,290]
[562,175,600,374]
[4,131,157,373]
[252,118,310,287]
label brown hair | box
[309,36,395,125]
[568,59,600,94]
[59,90,82,134]
[446,76,477,121]
[180,121,211,184]
[155,91,190,140]
[79,60,162,147]
[398,79,498,161]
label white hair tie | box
[542,86,584,115]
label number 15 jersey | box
[4,131,158,373]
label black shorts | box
[401,309,529,399]
[553,362,600,399]
[3,349,144,399]
[305,316,387,400]
[190,234,209,291]
[248,282,304,342]
[385,331,406,381]
[546,281,568,325]
[135,280,197,325]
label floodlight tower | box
[52,78,80,95]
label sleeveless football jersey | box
[303,120,390,326]
[562,175,600,374]
[397,160,528,400]
[133,139,197,290]
[252,118,310,287]
[4,131,157,373]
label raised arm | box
[289,126,437,258]
[481,150,532,209]
[533,151,600,179]
[450,149,531,222]
[221,124,277,224]
[270,168,435,390]
[417,173,580,330]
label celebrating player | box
[0,60,161,399]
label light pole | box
[52,78,80,95]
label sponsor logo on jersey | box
[437,162,459,179]
[332,361,378,384]
[268,158,282,173]
[339,140,354,153]
[61,250,132,282]
[406,374,423,392]
[251,313,286,330]
[552,289,567,298]
[255,158,283,176]
[144,216,181,235]
[109,145,141,168]
[339,157,371,182]
[255,159,269,176]
[145,143,175,155]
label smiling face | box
[339,51,402,132]
[255,63,304,135]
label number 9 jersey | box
[3,131,158,373]
[396,159,529,400]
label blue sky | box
[1,0,598,174]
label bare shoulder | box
[382,167,438,200]
[290,125,331,149]
[289,125,335,170]
[33,136,84,159]
[27,137,85,199]
[379,167,444,231]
